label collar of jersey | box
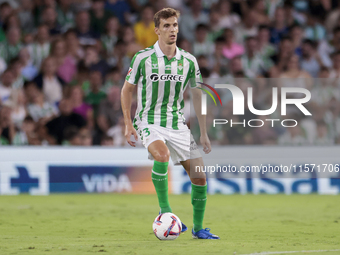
[154,41,181,60]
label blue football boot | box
[192,228,220,239]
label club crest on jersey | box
[165,65,171,70]
[178,63,183,71]
[149,73,184,82]
[152,64,158,69]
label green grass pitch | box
[0,194,339,255]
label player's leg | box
[181,158,207,232]
[181,158,219,239]
[148,140,172,214]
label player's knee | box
[191,177,206,186]
[154,150,170,162]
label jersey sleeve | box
[125,53,141,85]
[189,57,203,89]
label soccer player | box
[121,8,219,239]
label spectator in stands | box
[79,127,93,146]
[279,54,313,90]
[41,7,62,36]
[193,24,214,57]
[329,51,340,79]
[223,55,244,85]
[290,24,304,57]
[64,29,84,62]
[0,104,15,144]
[108,39,130,74]
[134,5,158,49]
[325,1,340,34]
[56,0,75,32]
[50,38,77,83]
[301,39,322,78]
[0,55,6,75]
[258,25,276,59]
[12,116,36,145]
[63,126,82,146]
[241,37,273,78]
[45,98,86,144]
[180,0,209,42]
[82,45,110,78]
[28,25,51,70]
[177,38,192,54]
[75,11,99,46]
[249,0,270,25]
[216,0,241,29]
[69,85,94,129]
[101,17,119,57]
[210,37,229,76]
[26,85,58,124]
[305,13,326,41]
[90,0,113,35]
[234,10,258,45]
[0,2,12,42]
[0,69,14,103]
[104,0,131,25]
[9,88,26,129]
[0,27,23,64]
[4,13,21,31]
[207,8,223,42]
[9,57,25,90]
[270,36,294,73]
[269,7,289,45]
[103,67,123,92]
[222,28,244,60]
[100,134,114,146]
[85,70,106,117]
[121,25,143,58]
[97,85,121,135]
[33,57,65,105]
[19,48,38,82]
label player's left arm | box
[190,59,211,154]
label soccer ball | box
[152,213,182,240]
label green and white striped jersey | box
[126,41,202,130]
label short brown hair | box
[153,8,180,28]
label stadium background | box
[0,0,339,195]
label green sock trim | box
[153,161,168,174]
[191,183,207,232]
[152,161,172,213]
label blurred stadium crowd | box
[0,0,339,146]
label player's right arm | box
[121,80,138,147]
[122,51,142,147]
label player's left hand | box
[200,134,211,154]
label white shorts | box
[136,124,201,165]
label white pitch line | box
[240,249,340,255]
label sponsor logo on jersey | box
[196,69,201,76]
[149,73,184,82]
